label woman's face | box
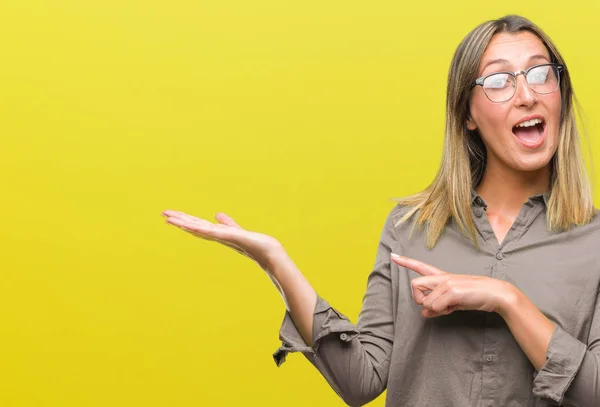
[467,31,562,175]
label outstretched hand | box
[390,254,516,318]
[162,210,284,273]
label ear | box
[466,114,477,131]
[465,101,478,131]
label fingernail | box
[391,253,401,259]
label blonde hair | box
[395,15,594,249]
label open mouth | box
[512,118,546,148]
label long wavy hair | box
[395,15,594,249]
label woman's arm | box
[392,254,600,406]
[265,248,318,346]
[496,286,554,370]
[163,208,399,406]
[530,288,600,406]
[273,208,399,406]
[392,254,554,368]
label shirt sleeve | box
[532,287,600,406]
[272,205,399,407]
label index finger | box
[390,254,446,276]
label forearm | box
[266,248,317,346]
[271,246,394,406]
[498,286,555,370]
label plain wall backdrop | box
[1,1,599,405]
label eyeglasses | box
[471,63,564,103]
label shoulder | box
[380,201,421,241]
[575,207,600,229]
[385,200,417,225]
[578,208,600,235]
[549,208,600,246]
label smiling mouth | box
[512,120,546,147]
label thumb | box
[215,212,242,229]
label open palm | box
[162,210,283,273]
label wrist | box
[264,245,294,278]
[496,282,522,319]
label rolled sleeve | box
[537,284,600,407]
[273,295,359,367]
[532,324,587,404]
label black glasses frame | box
[471,63,565,103]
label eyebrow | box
[480,54,550,73]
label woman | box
[162,15,600,407]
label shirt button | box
[496,252,503,260]
[486,355,493,362]
[475,209,483,217]
[340,333,348,341]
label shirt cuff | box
[273,295,359,367]
[532,324,587,403]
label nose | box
[512,73,537,108]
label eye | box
[484,74,510,89]
[528,66,550,85]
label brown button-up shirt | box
[274,193,600,406]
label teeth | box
[515,118,544,128]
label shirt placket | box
[471,197,543,406]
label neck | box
[476,161,550,214]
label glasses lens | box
[483,73,516,102]
[526,64,560,94]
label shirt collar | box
[529,191,550,207]
[471,189,550,208]
[470,189,487,209]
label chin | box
[510,155,554,173]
